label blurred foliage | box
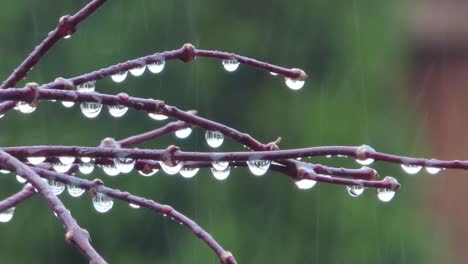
[0,0,454,263]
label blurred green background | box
[0,0,454,263]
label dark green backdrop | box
[0,0,452,263]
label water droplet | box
[346,185,364,197]
[0,169,10,174]
[114,158,135,173]
[61,101,75,108]
[356,158,374,166]
[377,188,395,202]
[295,179,317,190]
[59,156,75,165]
[138,168,158,177]
[425,167,441,175]
[53,162,72,173]
[77,81,96,93]
[92,193,114,213]
[148,113,168,120]
[108,105,128,118]
[129,65,146,76]
[129,203,140,209]
[78,162,94,174]
[80,102,102,118]
[111,71,128,83]
[270,71,278,76]
[27,156,46,165]
[284,77,305,90]
[175,127,192,139]
[147,60,165,74]
[211,166,230,180]
[180,167,199,178]
[401,164,422,175]
[102,164,120,176]
[67,185,85,197]
[159,161,183,175]
[16,101,36,114]
[205,130,224,148]
[247,160,271,176]
[325,155,332,158]
[212,161,229,170]
[16,175,27,184]
[222,59,240,72]
[64,35,71,39]
[0,208,15,223]
[48,179,65,195]
[81,157,92,163]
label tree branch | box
[0,185,36,213]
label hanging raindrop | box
[356,158,374,166]
[175,127,192,139]
[138,168,158,177]
[16,101,36,114]
[48,179,65,195]
[81,157,92,163]
[114,158,135,173]
[377,188,395,202]
[147,60,165,74]
[295,179,317,190]
[102,164,120,176]
[0,207,15,223]
[108,105,128,118]
[0,169,10,174]
[27,157,46,165]
[67,184,85,198]
[129,65,146,76]
[401,164,422,175]
[284,77,305,90]
[425,167,441,175]
[129,203,140,209]
[180,167,199,178]
[205,130,224,148]
[211,166,230,180]
[61,101,75,108]
[111,71,128,83]
[222,59,240,72]
[148,113,168,120]
[346,185,364,197]
[77,81,96,93]
[159,161,183,175]
[53,162,72,173]
[92,193,114,213]
[212,161,229,170]
[16,175,27,184]
[78,162,94,175]
[270,71,278,76]
[80,102,102,118]
[247,160,271,176]
[59,156,75,165]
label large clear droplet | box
[212,161,229,170]
[377,188,395,202]
[425,167,441,175]
[0,207,15,223]
[211,166,230,180]
[205,130,224,148]
[175,127,192,139]
[401,164,422,175]
[59,156,75,165]
[346,185,364,197]
[284,77,305,90]
[111,71,128,83]
[77,81,96,93]
[159,161,183,175]
[295,179,317,190]
[16,101,36,114]
[356,158,374,166]
[148,113,168,120]
[138,168,158,177]
[80,102,102,118]
[61,101,75,108]
[67,185,85,197]
[78,162,94,175]
[129,65,146,76]
[102,164,120,176]
[53,162,72,173]
[27,156,46,165]
[180,167,199,178]
[147,60,165,74]
[247,160,271,176]
[222,59,240,72]
[16,175,27,184]
[108,105,128,118]
[48,179,65,195]
[114,158,135,173]
[92,193,114,213]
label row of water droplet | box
[355,157,442,175]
